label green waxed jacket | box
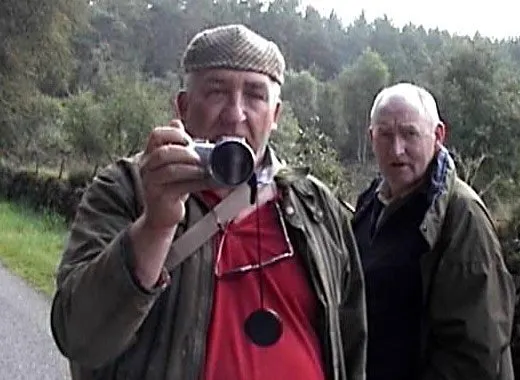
[50,153,367,380]
[354,148,515,380]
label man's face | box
[370,97,444,197]
[176,69,281,163]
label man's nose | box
[391,135,406,156]
[221,93,247,125]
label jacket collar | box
[353,146,458,250]
[419,146,457,249]
[255,145,285,185]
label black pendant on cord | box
[244,175,283,347]
[244,308,283,347]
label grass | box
[0,201,67,297]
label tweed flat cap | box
[182,24,285,85]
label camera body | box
[192,136,256,187]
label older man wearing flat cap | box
[50,24,367,380]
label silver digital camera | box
[192,136,256,187]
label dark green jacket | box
[50,154,367,380]
[355,148,515,380]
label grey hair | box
[370,82,441,128]
[183,73,281,106]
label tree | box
[0,0,87,149]
[282,70,319,128]
[337,48,390,163]
[271,101,349,197]
[439,40,520,195]
[270,101,301,162]
[315,81,343,143]
[62,91,106,170]
[100,74,171,159]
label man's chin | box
[389,176,424,197]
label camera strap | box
[164,181,277,272]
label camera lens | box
[210,140,255,186]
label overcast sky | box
[301,0,520,40]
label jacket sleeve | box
[341,209,368,380]
[421,197,516,380]
[50,160,161,369]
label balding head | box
[368,82,446,199]
[370,83,441,130]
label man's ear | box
[176,91,188,121]
[369,125,378,155]
[271,101,282,131]
[435,121,447,147]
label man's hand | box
[129,120,210,290]
[139,120,209,230]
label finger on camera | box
[146,126,192,152]
[164,178,213,196]
[144,125,192,154]
[146,164,207,186]
[144,144,201,172]
[168,119,185,129]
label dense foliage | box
[1,0,519,232]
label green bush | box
[0,165,84,223]
[68,169,94,188]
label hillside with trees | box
[1,0,520,240]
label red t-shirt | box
[200,191,325,380]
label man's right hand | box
[138,120,209,231]
[129,120,210,290]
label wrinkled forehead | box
[371,95,436,132]
[374,96,421,122]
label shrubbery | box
[3,160,518,262]
[0,165,89,223]
[501,203,520,272]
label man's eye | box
[404,130,420,138]
[247,91,267,100]
[207,88,225,96]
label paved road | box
[0,264,70,379]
